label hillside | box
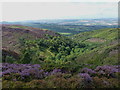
[2,25,119,67]
[71,28,119,68]
[71,28,118,42]
[2,26,119,88]
[2,24,59,53]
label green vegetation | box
[2,24,119,88]
[70,28,118,68]
[18,35,86,70]
[71,28,118,42]
[8,25,29,29]
[59,32,72,35]
[20,23,117,36]
[3,27,118,71]
[2,25,59,53]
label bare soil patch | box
[87,38,106,43]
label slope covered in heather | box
[2,24,59,53]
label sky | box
[0,0,119,2]
[2,2,118,21]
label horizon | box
[1,17,118,23]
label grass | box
[59,32,72,35]
[8,25,29,29]
[71,28,118,43]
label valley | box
[1,20,120,88]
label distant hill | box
[2,24,60,53]
[2,18,117,36]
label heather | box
[2,63,120,88]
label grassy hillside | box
[71,28,118,42]
[71,28,119,68]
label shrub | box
[25,80,48,88]
[93,76,119,88]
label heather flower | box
[45,72,49,76]
[98,70,106,75]
[95,65,119,78]
[20,71,30,76]
[32,64,41,68]
[0,72,2,77]
[79,73,92,82]
[2,63,46,79]
[95,66,102,71]
[81,68,96,75]
[50,69,62,75]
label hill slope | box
[71,28,119,68]
[2,25,119,69]
[2,24,59,53]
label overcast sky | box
[2,2,118,21]
[1,0,119,2]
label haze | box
[2,2,118,21]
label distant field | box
[19,23,117,36]
[7,25,29,29]
[2,18,117,36]
[59,32,72,35]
